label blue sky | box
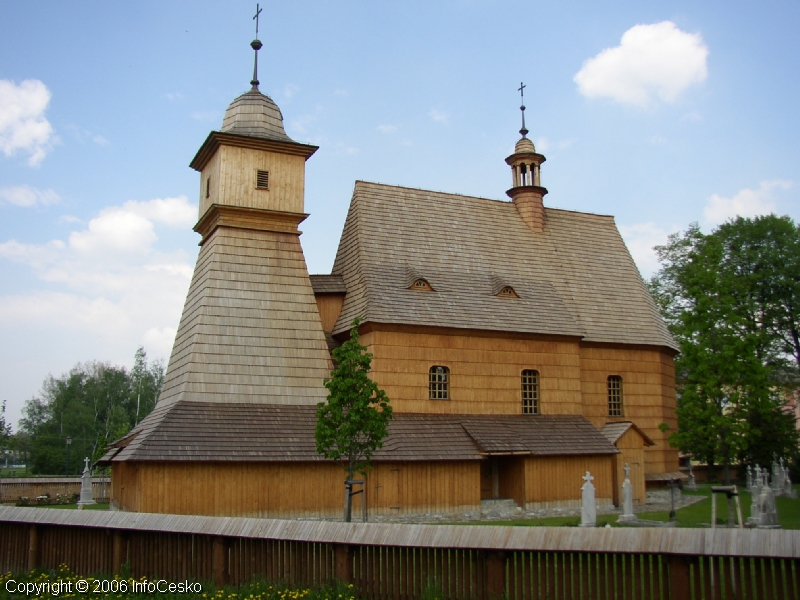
[1,1,799,427]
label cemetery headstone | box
[580,471,596,527]
[77,457,96,508]
[687,463,697,491]
[617,463,636,523]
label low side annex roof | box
[98,403,617,464]
[330,181,676,350]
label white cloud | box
[142,326,178,359]
[67,196,194,257]
[333,89,349,98]
[703,180,793,226]
[377,124,398,134]
[574,21,708,107]
[618,222,674,277]
[0,196,198,381]
[165,92,183,101]
[429,109,449,124]
[0,185,60,208]
[123,196,196,227]
[0,79,56,165]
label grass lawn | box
[24,502,111,511]
[462,484,800,529]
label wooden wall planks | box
[200,145,306,218]
[111,461,482,518]
[523,455,615,508]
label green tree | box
[315,320,392,521]
[650,216,800,482]
[0,401,12,469]
[18,347,165,475]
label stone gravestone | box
[687,463,697,491]
[746,465,753,492]
[748,465,763,526]
[758,482,780,528]
[772,457,784,493]
[77,457,96,509]
[617,463,636,523]
[580,471,596,527]
[783,465,797,499]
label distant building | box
[100,38,679,518]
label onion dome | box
[515,136,536,154]
[220,89,296,143]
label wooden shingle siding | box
[155,225,331,410]
[331,181,676,350]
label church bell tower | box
[153,13,333,409]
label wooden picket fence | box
[1,506,799,599]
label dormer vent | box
[256,170,270,190]
[497,286,519,298]
[411,279,432,291]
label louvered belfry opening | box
[256,169,270,190]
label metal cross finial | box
[250,3,264,90]
[518,81,529,138]
[253,3,263,37]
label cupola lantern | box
[506,83,548,232]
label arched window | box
[521,370,539,414]
[429,366,450,400]
[608,375,623,416]
[411,279,432,291]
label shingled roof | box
[98,403,616,464]
[330,181,676,349]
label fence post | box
[27,525,40,572]
[485,550,506,600]
[668,554,691,600]
[112,531,129,574]
[334,544,354,583]
[212,537,230,588]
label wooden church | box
[99,33,680,518]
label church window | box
[429,366,450,400]
[608,376,623,416]
[497,286,518,298]
[256,170,270,190]
[206,177,211,199]
[521,369,539,414]
[412,279,432,291]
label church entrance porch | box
[480,456,525,508]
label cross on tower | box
[518,81,528,138]
[582,471,594,484]
[253,3,263,37]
